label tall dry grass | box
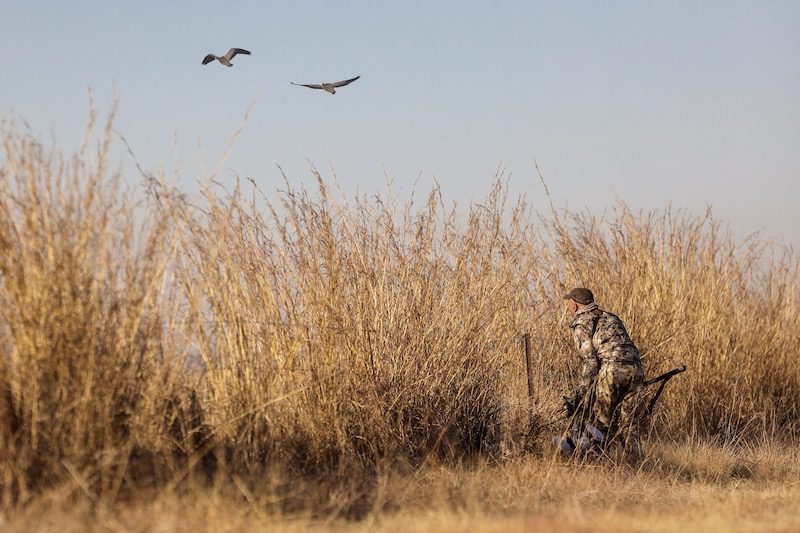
[0,107,189,506]
[1,109,799,520]
[169,174,539,474]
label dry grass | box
[1,108,799,530]
[4,441,800,532]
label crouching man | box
[557,287,645,458]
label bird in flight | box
[202,48,251,67]
[291,76,360,94]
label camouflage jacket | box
[569,303,641,396]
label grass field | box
[1,108,798,531]
[4,441,800,531]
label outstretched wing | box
[224,48,251,60]
[202,54,217,65]
[331,75,360,88]
[291,82,325,90]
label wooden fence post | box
[524,333,534,402]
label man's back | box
[569,307,640,366]
[592,310,640,365]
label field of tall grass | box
[1,109,799,530]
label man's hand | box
[563,391,581,417]
[562,396,575,417]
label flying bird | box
[202,48,251,67]
[291,76,360,94]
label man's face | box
[565,298,578,316]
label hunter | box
[562,287,645,457]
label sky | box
[2,1,799,248]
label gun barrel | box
[644,364,687,386]
[644,364,687,415]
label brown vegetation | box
[1,110,798,530]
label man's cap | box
[562,287,594,305]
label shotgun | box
[559,364,686,421]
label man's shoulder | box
[598,309,620,320]
[597,309,626,326]
[596,309,634,339]
[570,308,602,329]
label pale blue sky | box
[2,1,799,247]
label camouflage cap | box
[562,287,594,305]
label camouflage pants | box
[593,361,645,450]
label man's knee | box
[592,396,614,429]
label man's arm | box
[572,321,599,397]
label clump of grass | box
[170,174,537,474]
[0,105,187,506]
